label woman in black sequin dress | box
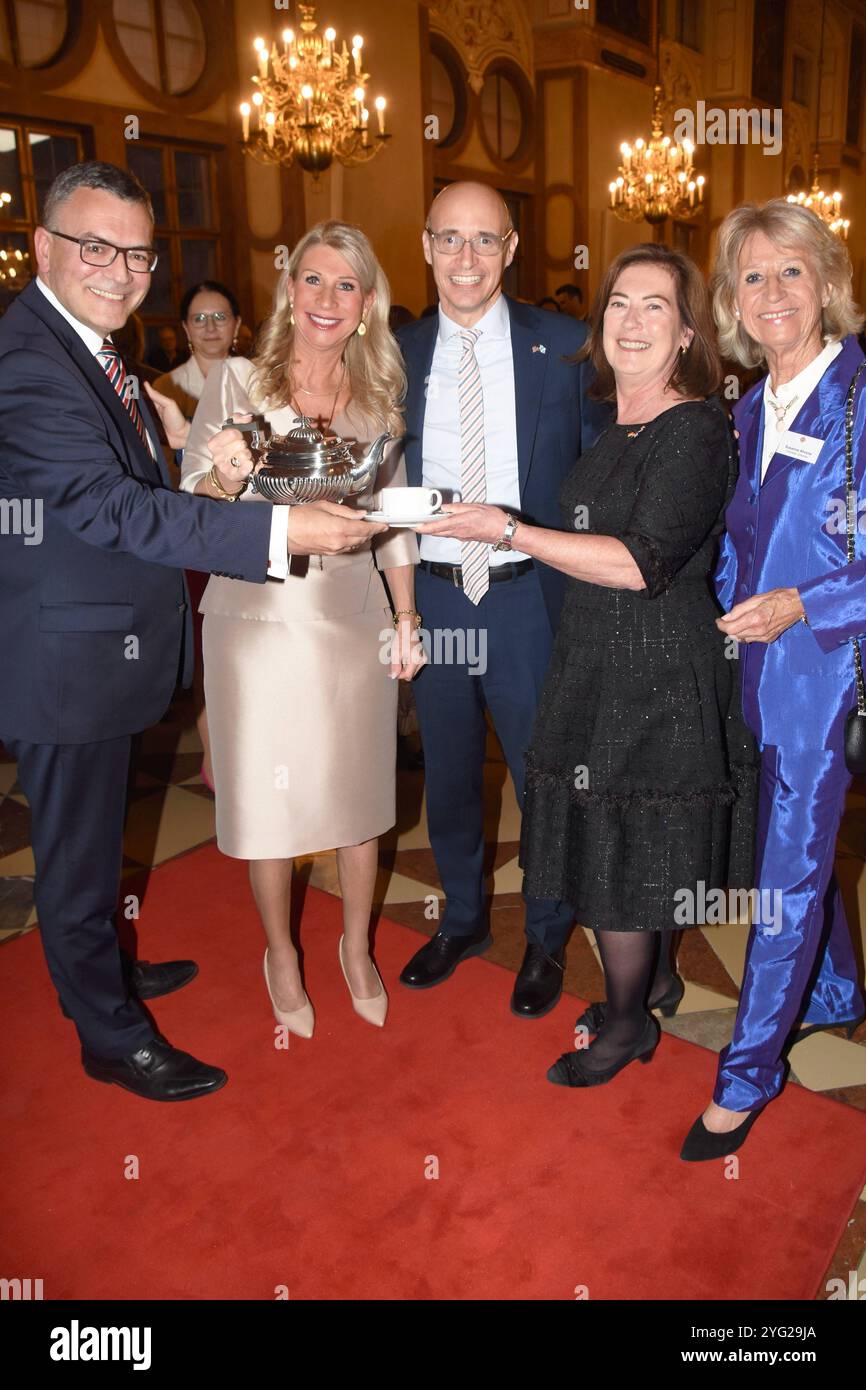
[416,244,757,1089]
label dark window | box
[430,52,458,146]
[0,119,85,304]
[752,0,786,109]
[595,0,651,47]
[29,130,80,217]
[675,0,702,51]
[112,0,205,95]
[846,26,864,147]
[125,141,219,324]
[0,0,69,68]
[480,71,523,162]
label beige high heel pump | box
[339,936,388,1027]
[263,949,314,1038]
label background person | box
[150,279,249,791]
[555,283,585,320]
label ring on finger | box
[230,457,240,469]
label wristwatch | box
[492,513,520,552]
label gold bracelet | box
[208,464,246,501]
[393,609,422,629]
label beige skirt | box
[201,551,398,859]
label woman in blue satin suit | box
[681,200,866,1161]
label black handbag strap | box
[844,361,866,714]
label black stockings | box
[581,929,679,1071]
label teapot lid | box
[286,415,326,445]
[261,412,354,469]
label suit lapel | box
[736,386,764,492]
[507,297,548,494]
[401,316,438,486]
[18,283,163,485]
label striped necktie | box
[458,328,488,605]
[97,338,152,455]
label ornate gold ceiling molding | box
[659,39,701,126]
[426,0,533,92]
[783,104,812,187]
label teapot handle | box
[221,416,268,460]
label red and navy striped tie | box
[98,338,152,455]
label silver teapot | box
[244,416,391,504]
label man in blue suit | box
[0,162,380,1101]
[397,181,608,1015]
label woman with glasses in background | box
[147,280,247,790]
[153,280,245,419]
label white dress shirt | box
[36,277,288,578]
[37,276,157,459]
[422,292,528,564]
[760,337,842,482]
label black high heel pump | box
[548,1014,660,1088]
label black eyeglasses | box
[424,227,514,256]
[46,229,158,273]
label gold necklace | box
[290,362,346,432]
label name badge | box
[777,431,825,464]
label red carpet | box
[2,842,865,1301]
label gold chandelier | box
[787,152,849,239]
[609,85,705,225]
[0,245,30,286]
[785,3,849,240]
[239,3,391,178]
[0,189,30,287]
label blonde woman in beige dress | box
[179,221,423,1035]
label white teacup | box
[377,487,442,520]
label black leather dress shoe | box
[81,1037,227,1102]
[399,929,492,989]
[59,958,198,1019]
[129,958,198,1000]
[511,943,565,1018]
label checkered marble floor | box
[2,689,865,1297]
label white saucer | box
[363,510,446,525]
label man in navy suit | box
[0,162,380,1101]
[397,181,608,1015]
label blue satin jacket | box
[717,333,866,749]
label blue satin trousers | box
[713,744,865,1111]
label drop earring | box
[289,302,295,326]
[357,319,367,337]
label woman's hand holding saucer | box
[412,501,508,542]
